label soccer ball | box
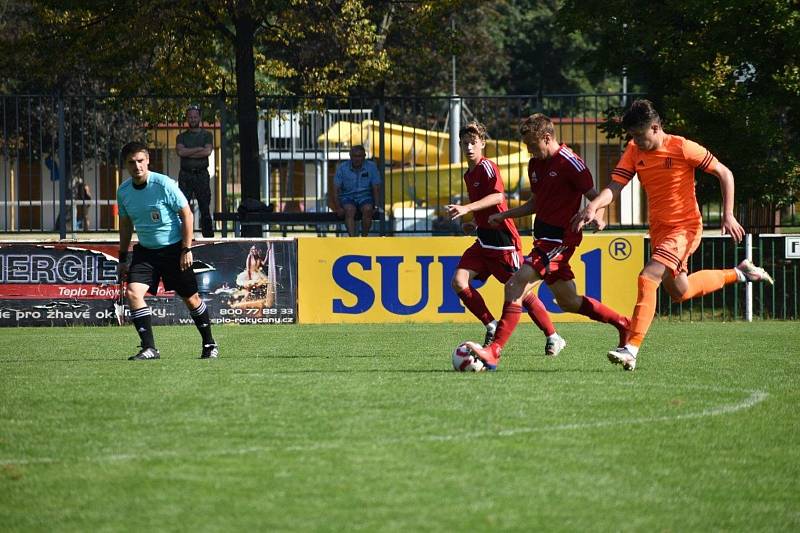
[452,342,485,372]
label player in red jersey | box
[446,121,558,348]
[465,114,630,370]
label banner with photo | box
[0,240,297,326]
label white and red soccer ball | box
[452,342,485,372]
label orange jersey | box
[611,134,718,228]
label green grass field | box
[1,321,799,531]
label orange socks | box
[628,275,659,348]
[677,269,739,302]
[628,269,739,349]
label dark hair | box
[622,99,661,131]
[187,104,201,112]
[121,141,148,161]
[350,144,367,155]
[459,121,487,141]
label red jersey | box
[464,157,521,250]
[529,144,594,245]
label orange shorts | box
[649,221,703,276]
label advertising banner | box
[0,240,297,326]
[189,240,297,325]
[297,235,644,324]
[0,243,120,326]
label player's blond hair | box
[519,113,556,140]
[459,121,487,142]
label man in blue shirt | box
[117,141,218,361]
[332,145,381,236]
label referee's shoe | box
[129,347,160,360]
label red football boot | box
[463,341,500,371]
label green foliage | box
[497,0,621,96]
[369,0,620,97]
[0,0,388,97]
[1,322,799,530]
[561,0,800,208]
[371,0,507,95]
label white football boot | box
[736,259,774,285]
[607,346,636,371]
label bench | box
[214,210,385,237]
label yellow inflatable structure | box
[319,120,531,206]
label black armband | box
[118,251,128,262]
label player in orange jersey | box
[573,99,773,371]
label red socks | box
[522,292,556,336]
[457,286,494,325]
[492,302,522,349]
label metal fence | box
[651,234,799,320]
[251,94,648,235]
[0,94,228,236]
[3,93,798,238]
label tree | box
[369,1,505,96]
[497,0,621,96]
[561,0,800,221]
[0,0,390,215]
[364,0,620,97]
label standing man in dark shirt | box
[176,104,215,238]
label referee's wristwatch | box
[181,247,192,255]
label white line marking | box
[1,387,767,466]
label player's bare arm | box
[709,162,745,243]
[446,192,504,220]
[582,188,607,231]
[118,215,133,280]
[178,204,195,271]
[572,181,624,232]
[488,195,536,226]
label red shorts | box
[524,239,576,285]
[649,221,703,276]
[457,241,522,283]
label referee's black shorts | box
[128,241,198,297]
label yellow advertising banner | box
[297,235,643,324]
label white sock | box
[734,267,746,282]
[624,344,639,357]
[486,320,498,333]
[547,333,561,342]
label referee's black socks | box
[130,307,156,349]
[190,301,215,346]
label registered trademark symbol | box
[608,238,632,260]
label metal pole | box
[57,95,67,240]
[451,18,457,96]
[621,66,628,107]
[378,93,386,235]
[745,233,753,322]
[449,97,461,165]
[218,90,228,238]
